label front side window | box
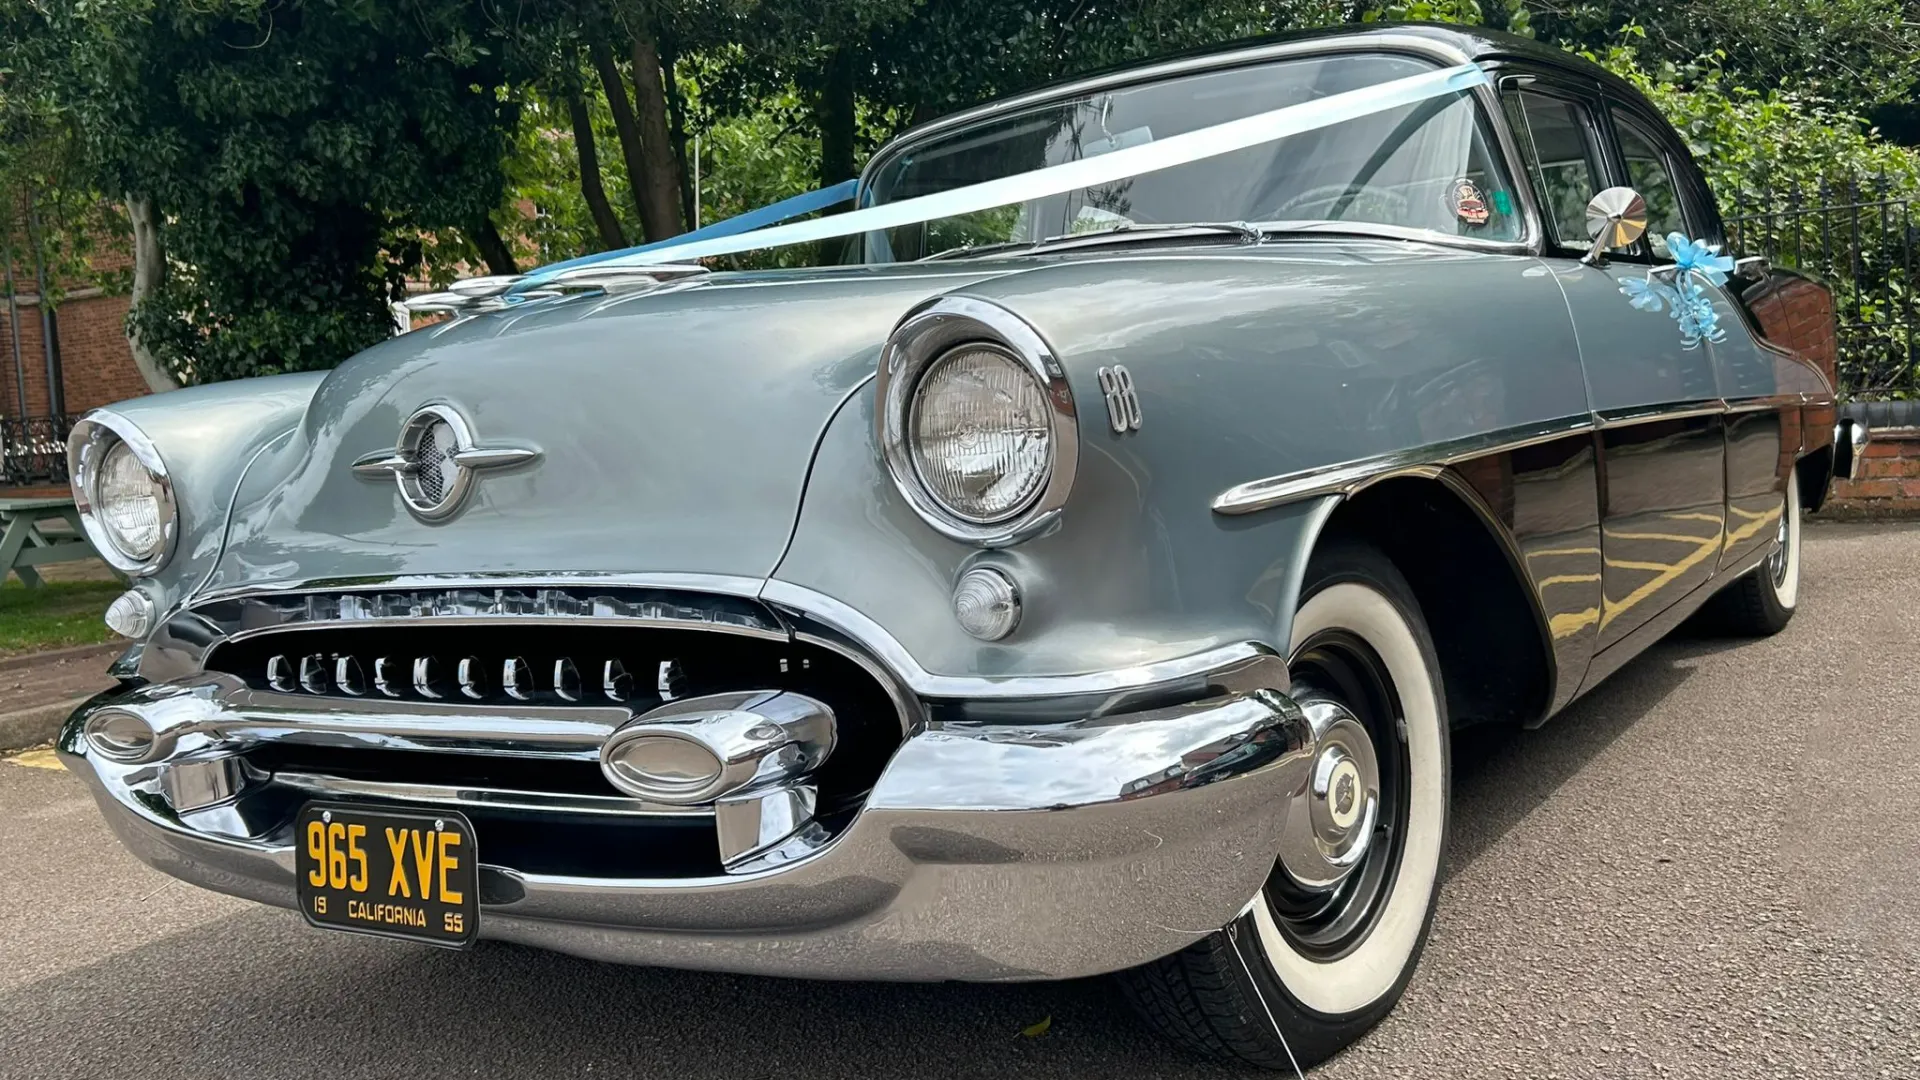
[1611,110,1686,258]
[1505,90,1603,249]
[863,53,1525,260]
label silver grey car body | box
[60,26,1850,986]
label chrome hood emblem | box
[351,404,539,521]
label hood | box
[209,263,1014,590]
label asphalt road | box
[4,520,1918,1079]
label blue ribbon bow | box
[1617,231,1736,349]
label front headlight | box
[878,296,1078,546]
[909,346,1053,523]
[68,413,178,575]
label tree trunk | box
[589,40,655,234]
[658,36,695,232]
[123,194,180,393]
[817,46,858,189]
[567,92,630,251]
[469,216,517,276]
[629,33,684,240]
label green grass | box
[0,579,121,657]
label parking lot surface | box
[3,521,1916,1079]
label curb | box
[0,694,94,755]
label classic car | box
[59,24,1868,1070]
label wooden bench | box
[0,496,108,587]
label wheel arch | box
[1299,471,1557,731]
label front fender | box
[772,244,1588,688]
[81,372,325,613]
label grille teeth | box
[262,651,700,708]
[504,657,534,701]
[374,657,403,698]
[334,656,366,697]
[458,657,487,700]
[554,657,581,702]
[604,660,632,703]
[299,654,328,694]
[413,656,444,699]
[267,655,296,692]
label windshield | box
[862,52,1523,261]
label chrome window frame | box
[857,34,1546,260]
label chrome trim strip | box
[1593,401,1726,428]
[271,771,708,819]
[875,295,1079,547]
[761,578,1279,703]
[191,571,770,607]
[1211,414,1594,516]
[1721,394,1804,416]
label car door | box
[1607,103,1799,572]
[1502,80,1728,659]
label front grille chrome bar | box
[272,771,707,819]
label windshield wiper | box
[918,221,1264,261]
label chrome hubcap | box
[1276,697,1381,891]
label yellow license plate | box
[294,803,478,948]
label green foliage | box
[1530,0,1920,114]
[1597,41,1920,397]
[13,0,532,383]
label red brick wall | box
[1830,428,1920,512]
[0,291,153,417]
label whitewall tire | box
[1120,540,1449,1070]
[1704,475,1801,635]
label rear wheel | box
[1119,541,1449,1070]
[1702,477,1800,636]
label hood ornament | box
[351,404,539,522]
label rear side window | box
[1611,111,1686,258]
[1504,90,1603,249]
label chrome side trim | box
[272,772,708,819]
[762,577,1279,704]
[1593,401,1726,428]
[875,295,1079,547]
[1211,414,1594,516]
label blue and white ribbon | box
[1619,233,1737,349]
[519,61,1489,284]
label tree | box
[11,0,536,383]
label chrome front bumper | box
[62,651,1310,982]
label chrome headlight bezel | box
[67,411,179,576]
[876,296,1078,546]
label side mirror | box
[1582,186,1648,265]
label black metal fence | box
[1725,176,1919,401]
[1,414,75,488]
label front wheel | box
[1119,540,1449,1070]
